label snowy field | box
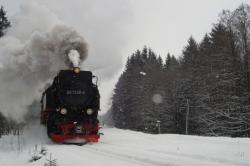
[0,127,250,166]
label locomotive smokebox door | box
[56,70,93,108]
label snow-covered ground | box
[0,127,250,166]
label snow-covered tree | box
[0,5,11,37]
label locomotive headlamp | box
[86,108,93,115]
[60,108,67,115]
[73,67,80,73]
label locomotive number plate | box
[66,90,85,95]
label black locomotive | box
[40,67,100,143]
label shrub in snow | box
[40,145,48,155]
[44,154,58,166]
[29,145,42,162]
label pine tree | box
[0,112,7,136]
[0,6,11,37]
[165,53,171,70]
[162,54,180,133]
[219,4,250,103]
[177,37,203,134]
[199,23,247,136]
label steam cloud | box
[0,0,131,120]
[0,25,88,121]
[28,25,88,69]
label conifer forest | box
[111,4,250,137]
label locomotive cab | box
[41,68,100,143]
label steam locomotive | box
[40,67,100,143]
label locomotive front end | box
[41,68,100,144]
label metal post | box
[156,120,161,134]
[185,98,190,135]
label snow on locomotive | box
[40,67,100,143]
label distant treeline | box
[0,112,24,137]
[110,4,250,137]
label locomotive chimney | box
[73,67,80,73]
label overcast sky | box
[0,0,249,114]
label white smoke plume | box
[68,50,81,68]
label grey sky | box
[0,0,249,114]
[2,0,249,56]
[126,0,250,57]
